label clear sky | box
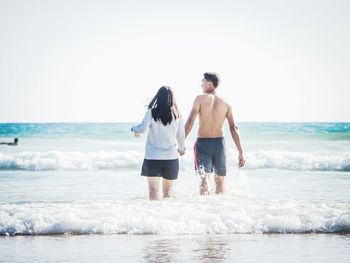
[0,0,349,122]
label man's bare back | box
[195,94,229,138]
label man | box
[0,138,18,146]
[185,72,245,195]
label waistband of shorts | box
[196,137,224,141]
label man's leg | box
[213,138,226,194]
[214,174,225,194]
[195,139,212,196]
[147,177,160,200]
[162,178,174,198]
[199,171,210,195]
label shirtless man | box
[185,72,245,195]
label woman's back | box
[131,86,186,200]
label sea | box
[0,122,349,262]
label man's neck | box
[204,88,216,95]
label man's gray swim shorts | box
[194,137,226,176]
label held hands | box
[178,149,185,156]
[238,153,245,167]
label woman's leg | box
[162,159,179,198]
[162,178,174,198]
[147,177,160,200]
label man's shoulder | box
[193,94,206,104]
[195,94,213,101]
[205,94,229,109]
[195,94,206,99]
[216,94,232,106]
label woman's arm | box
[131,110,152,134]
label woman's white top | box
[131,109,186,160]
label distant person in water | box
[0,138,19,146]
[185,72,245,195]
[131,86,186,200]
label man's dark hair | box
[14,138,18,144]
[148,86,176,125]
[204,72,220,88]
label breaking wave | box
[0,150,349,171]
[1,197,349,236]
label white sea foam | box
[245,150,350,171]
[0,151,349,171]
[0,196,349,235]
[0,151,142,171]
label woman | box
[131,86,186,200]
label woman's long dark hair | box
[148,86,177,125]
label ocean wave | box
[0,151,142,171]
[0,197,349,235]
[245,150,350,171]
[0,150,349,172]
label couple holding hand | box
[131,72,245,200]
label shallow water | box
[0,123,349,261]
[1,234,350,263]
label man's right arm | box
[185,96,201,138]
[226,105,245,167]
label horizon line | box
[1,121,349,124]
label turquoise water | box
[1,122,349,171]
[1,122,349,139]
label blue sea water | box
[0,122,349,171]
[0,122,350,262]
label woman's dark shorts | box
[194,137,226,176]
[141,159,179,180]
